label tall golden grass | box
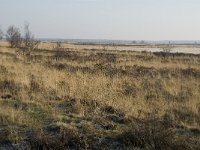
[0,41,200,149]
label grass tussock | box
[0,42,200,149]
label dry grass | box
[0,41,200,149]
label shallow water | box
[70,44,200,54]
[127,47,200,54]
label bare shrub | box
[0,27,3,40]
[6,25,22,48]
[16,23,40,62]
[23,23,40,53]
[54,42,65,61]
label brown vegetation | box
[0,41,200,149]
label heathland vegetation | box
[0,25,200,149]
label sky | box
[0,0,200,40]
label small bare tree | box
[23,23,40,54]
[6,25,22,48]
[0,28,3,40]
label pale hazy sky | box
[0,0,200,40]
